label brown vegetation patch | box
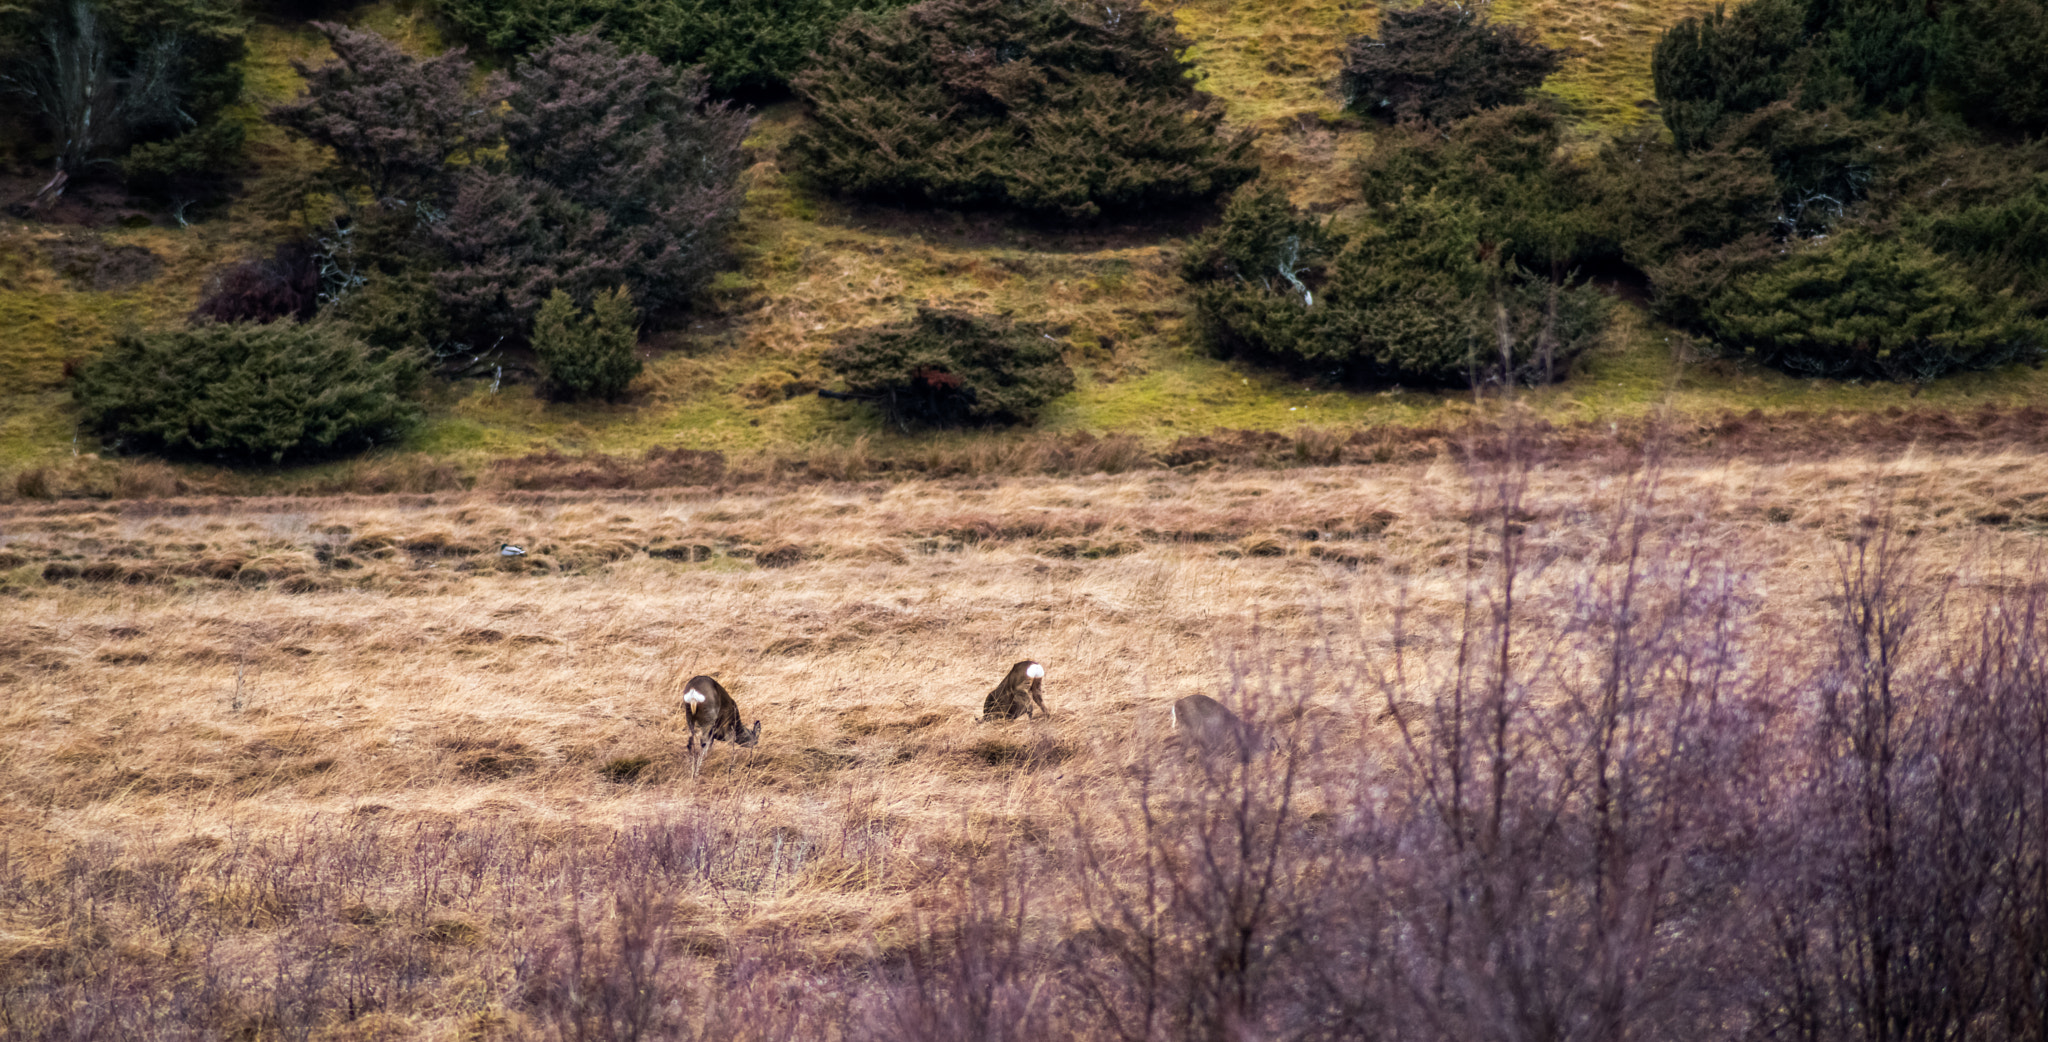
[755,543,809,568]
[40,236,164,291]
[17,406,2048,506]
[442,736,543,779]
[485,447,727,491]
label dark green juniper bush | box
[530,285,643,403]
[74,321,424,465]
[1626,0,2048,380]
[822,309,1075,429]
[429,0,905,95]
[1703,231,2042,382]
[1339,0,1561,126]
[1188,153,1611,389]
[790,0,1255,221]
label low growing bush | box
[1339,0,1562,125]
[790,0,1255,221]
[1704,232,2044,381]
[531,285,642,402]
[430,0,905,95]
[73,321,424,464]
[191,240,320,324]
[1185,183,1611,387]
[822,309,1075,428]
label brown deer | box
[980,661,1047,720]
[1170,694,1253,757]
[681,674,761,777]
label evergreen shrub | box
[1358,105,1617,271]
[267,22,506,206]
[1652,0,2048,139]
[1650,0,1805,151]
[1703,233,2044,381]
[269,28,750,346]
[1339,1,1561,126]
[191,240,320,325]
[74,322,423,464]
[330,268,459,363]
[1185,184,1611,387]
[790,0,1255,221]
[429,0,904,94]
[1633,0,2048,377]
[531,286,642,402]
[432,32,750,339]
[822,309,1075,428]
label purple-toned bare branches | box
[190,240,320,325]
[1068,653,1340,1042]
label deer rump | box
[981,661,1047,720]
[683,674,761,756]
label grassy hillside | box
[4,0,2047,490]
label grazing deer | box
[1170,694,1253,757]
[681,674,761,777]
[980,661,1048,721]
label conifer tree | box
[791,0,1255,221]
[268,23,507,207]
[531,286,643,402]
[430,0,903,95]
[433,32,750,339]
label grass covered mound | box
[822,308,1075,428]
[73,321,424,465]
[789,0,1257,221]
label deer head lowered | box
[980,660,1047,721]
[681,674,761,777]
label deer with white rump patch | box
[681,674,761,777]
[980,661,1048,720]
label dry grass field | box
[6,432,2048,1038]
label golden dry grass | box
[5,442,2048,1031]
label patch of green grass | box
[1489,0,1717,136]
[0,224,230,467]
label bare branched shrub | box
[1751,520,2048,1042]
[520,885,678,1042]
[1068,658,1336,1042]
[851,843,1062,1042]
